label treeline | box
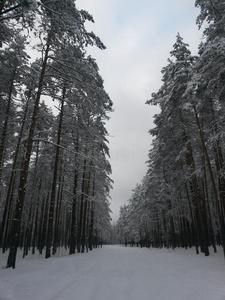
[117,1,225,257]
[0,1,113,268]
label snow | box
[0,245,225,300]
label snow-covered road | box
[0,245,225,300]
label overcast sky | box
[76,0,203,222]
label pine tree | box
[5,0,108,269]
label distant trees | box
[117,2,225,257]
[0,0,113,268]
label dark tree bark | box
[78,155,88,253]
[89,178,95,251]
[38,193,49,255]
[0,99,29,250]
[52,160,64,255]
[6,34,51,268]
[193,104,225,257]
[0,69,16,182]
[69,137,79,255]
[45,89,65,259]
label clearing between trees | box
[0,245,225,300]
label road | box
[0,245,225,300]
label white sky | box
[76,0,203,222]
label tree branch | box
[0,4,21,15]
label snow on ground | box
[0,245,225,300]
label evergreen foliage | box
[0,0,113,268]
[117,3,225,257]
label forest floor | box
[0,245,225,300]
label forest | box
[1,0,225,273]
[0,0,113,269]
[117,0,225,258]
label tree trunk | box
[181,113,209,256]
[52,166,64,255]
[185,183,199,254]
[193,104,225,257]
[6,34,51,268]
[38,193,49,255]
[0,69,16,182]
[0,99,30,250]
[45,89,65,259]
[81,158,93,253]
[69,137,79,255]
[89,174,95,251]
[22,204,33,258]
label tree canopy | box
[117,3,225,258]
[0,0,113,268]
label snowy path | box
[0,245,225,300]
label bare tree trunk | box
[0,99,29,249]
[22,204,33,258]
[6,34,51,268]
[78,156,87,253]
[184,136,209,255]
[89,177,95,251]
[193,104,225,257]
[52,159,64,255]
[45,88,65,259]
[45,88,66,258]
[69,137,79,255]
[185,183,199,254]
[31,178,42,255]
[81,158,92,253]
[202,162,217,253]
[0,69,16,182]
[38,193,49,255]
